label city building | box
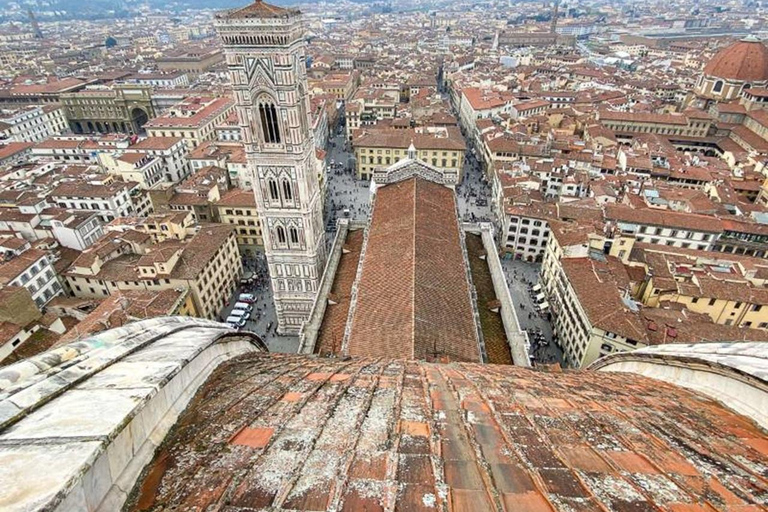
[49,180,144,222]
[0,248,62,308]
[156,48,225,78]
[64,224,241,320]
[144,96,235,148]
[597,109,713,139]
[61,84,155,135]
[216,188,263,252]
[49,211,104,251]
[353,126,465,181]
[0,104,68,143]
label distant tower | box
[215,1,326,334]
[550,0,560,34]
[28,9,43,39]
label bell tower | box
[216,1,326,334]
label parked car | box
[233,302,253,314]
[228,309,248,319]
[226,315,247,328]
[238,293,256,303]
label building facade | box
[0,104,68,143]
[61,84,155,135]
[216,0,326,334]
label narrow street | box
[456,150,494,222]
[501,259,564,366]
[220,251,300,353]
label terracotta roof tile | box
[315,229,364,356]
[126,354,768,512]
[347,178,480,362]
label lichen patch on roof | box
[125,353,768,512]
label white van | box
[233,302,252,313]
[228,308,247,318]
[226,315,246,328]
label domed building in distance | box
[694,35,768,104]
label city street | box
[323,126,371,232]
[456,150,494,223]
[220,251,300,353]
[501,259,564,367]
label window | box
[268,179,279,201]
[282,180,293,201]
[289,227,299,244]
[276,226,286,244]
[713,80,723,93]
[258,99,281,143]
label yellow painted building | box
[216,188,263,252]
[353,127,465,181]
[65,224,241,319]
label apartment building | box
[0,104,68,143]
[98,152,165,189]
[538,221,655,367]
[128,211,196,243]
[145,96,235,148]
[50,180,141,222]
[353,126,465,181]
[0,142,33,166]
[64,224,241,319]
[503,204,554,261]
[50,211,103,251]
[345,88,400,140]
[123,136,191,184]
[216,188,263,252]
[458,87,516,137]
[605,204,722,252]
[308,72,359,103]
[597,109,713,139]
[0,248,63,308]
[187,141,248,188]
[31,135,129,164]
[625,244,768,330]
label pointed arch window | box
[268,178,279,201]
[282,179,293,201]
[289,226,299,245]
[276,226,286,244]
[258,98,281,144]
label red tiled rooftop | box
[346,177,480,362]
[126,353,768,512]
[315,229,364,356]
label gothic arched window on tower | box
[268,178,279,201]
[258,99,281,144]
[282,179,293,201]
[289,226,299,245]
[276,226,287,245]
